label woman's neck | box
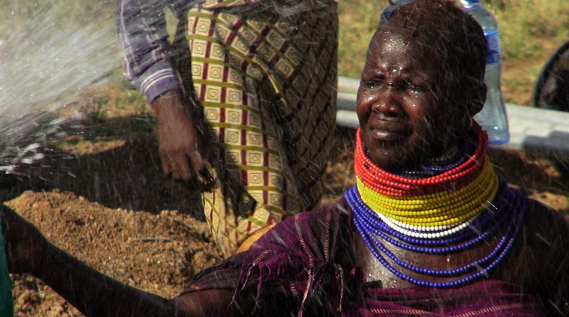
[389,130,478,178]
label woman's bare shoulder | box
[499,198,569,288]
[518,198,569,314]
[524,198,569,248]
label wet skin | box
[354,27,495,288]
[353,29,569,315]
[356,29,470,171]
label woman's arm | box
[116,0,213,181]
[35,246,182,317]
[1,204,236,317]
[115,0,182,103]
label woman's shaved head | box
[357,0,490,169]
[383,0,487,97]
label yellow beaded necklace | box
[357,157,499,227]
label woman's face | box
[356,29,463,171]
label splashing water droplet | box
[0,3,121,170]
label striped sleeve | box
[116,0,201,103]
[116,0,335,102]
[201,0,335,18]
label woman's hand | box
[0,204,49,275]
[152,90,210,182]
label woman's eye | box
[404,80,425,93]
[362,80,380,89]
[410,85,425,93]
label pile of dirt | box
[4,129,569,316]
[6,190,223,317]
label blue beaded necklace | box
[347,184,527,288]
[347,184,510,253]
[347,139,528,288]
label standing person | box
[116,0,338,256]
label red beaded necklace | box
[354,126,488,197]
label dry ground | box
[4,127,569,317]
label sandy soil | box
[4,128,569,317]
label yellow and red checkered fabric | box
[186,0,338,256]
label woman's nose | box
[371,88,403,117]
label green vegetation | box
[496,0,569,60]
[337,0,380,80]
[0,0,114,36]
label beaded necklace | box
[389,142,472,179]
[356,159,499,227]
[354,128,487,196]
[347,127,527,288]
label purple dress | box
[178,198,545,316]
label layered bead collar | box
[346,126,527,288]
[354,127,488,197]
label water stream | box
[0,0,121,171]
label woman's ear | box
[466,80,486,117]
[459,110,474,134]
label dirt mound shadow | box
[1,134,204,219]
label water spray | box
[0,1,121,173]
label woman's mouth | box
[368,120,409,142]
[371,129,406,142]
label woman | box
[3,0,569,316]
[116,0,338,256]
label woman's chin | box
[366,148,409,171]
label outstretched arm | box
[34,246,182,317]
[116,0,212,181]
[116,0,181,103]
[1,204,236,317]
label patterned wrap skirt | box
[182,0,338,256]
